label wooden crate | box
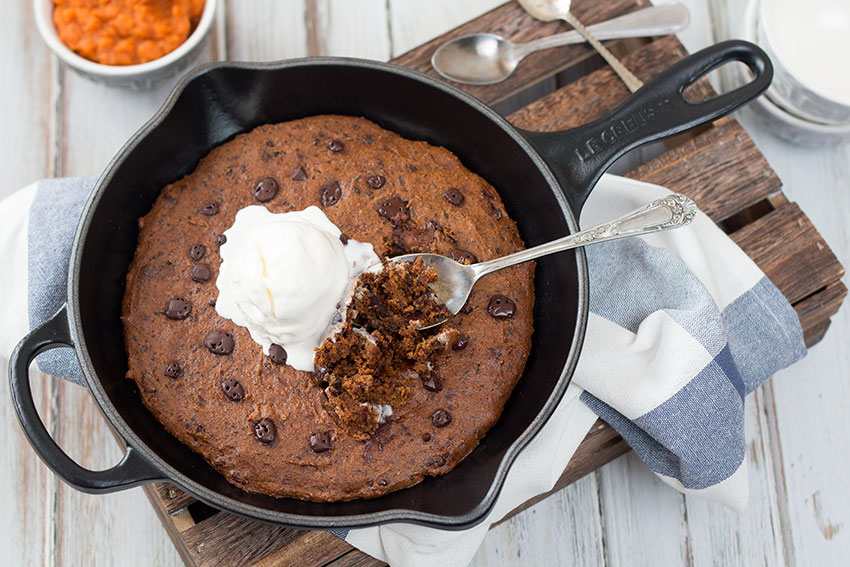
[141,1,847,565]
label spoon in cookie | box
[388,193,697,330]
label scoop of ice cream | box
[215,205,378,371]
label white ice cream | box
[215,205,379,371]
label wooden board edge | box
[142,484,199,567]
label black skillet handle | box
[521,40,773,212]
[9,305,165,494]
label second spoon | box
[432,3,689,85]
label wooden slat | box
[628,118,783,221]
[322,550,388,567]
[142,485,199,567]
[181,512,351,567]
[391,0,650,104]
[792,281,848,347]
[152,482,197,514]
[730,203,845,305]
[800,320,832,350]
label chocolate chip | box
[216,233,227,247]
[452,333,470,351]
[253,418,276,443]
[460,302,473,314]
[268,344,287,365]
[489,201,503,221]
[165,298,192,320]
[320,181,342,207]
[164,362,183,379]
[221,379,244,401]
[339,233,349,245]
[204,330,234,355]
[208,299,216,307]
[253,176,279,202]
[366,174,386,189]
[377,478,388,487]
[328,139,344,152]
[191,264,211,283]
[291,164,308,181]
[487,294,516,319]
[443,188,465,206]
[309,431,333,453]
[426,454,448,468]
[480,187,504,220]
[202,202,219,216]
[422,374,443,392]
[189,244,206,261]
[377,196,408,223]
[422,433,431,442]
[449,247,478,265]
[431,408,452,428]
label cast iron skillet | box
[10,41,771,530]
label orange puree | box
[52,0,205,66]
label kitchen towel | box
[0,175,806,567]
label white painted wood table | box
[1,1,847,565]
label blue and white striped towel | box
[0,174,806,567]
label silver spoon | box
[518,0,645,92]
[432,3,690,86]
[391,193,697,330]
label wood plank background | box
[0,0,847,565]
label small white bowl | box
[740,0,850,144]
[34,0,217,90]
[757,0,850,125]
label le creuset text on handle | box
[522,40,773,212]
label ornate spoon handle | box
[472,194,697,279]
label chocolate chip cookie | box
[122,115,534,501]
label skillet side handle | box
[520,40,773,212]
[9,305,165,494]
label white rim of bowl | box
[33,0,217,77]
[755,84,850,134]
[743,0,850,134]
[757,0,850,109]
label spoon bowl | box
[432,33,520,85]
[519,0,575,22]
[431,3,690,85]
[391,193,697,329]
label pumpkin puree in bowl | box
[52,0,205,66]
